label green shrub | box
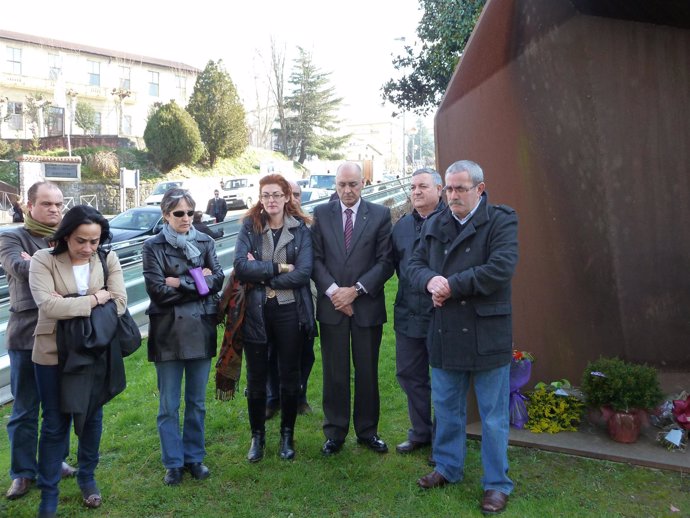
[581,357,663,412]
[144,101,203,173]
[527,386,585,433]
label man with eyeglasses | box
[408,160,518,515]
[311,161,394,456]
[391,168,445,457]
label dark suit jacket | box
[311,199,394,327]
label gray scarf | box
[162,223,201,260]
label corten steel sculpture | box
[435,0,690,388]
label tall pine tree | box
[186,60,248,166]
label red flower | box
[672,396,690,430]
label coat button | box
[462,328,469,333]
[461,300,466,306]
[465,247,471,253]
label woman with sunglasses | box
[234,174,315,462]
[142,188,224,486]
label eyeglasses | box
[171,210,195,218]
[443,184,478,194]
[260,192,285,201]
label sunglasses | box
[171,210,195,218]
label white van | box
[219,176,259,209]
[144,178,219,208]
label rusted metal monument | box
[435,0,690,389]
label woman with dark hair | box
[142,188,224,486]
[29,205,126,517]
[234,174,315,462]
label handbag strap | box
[97,249,109,289]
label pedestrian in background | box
[206,189,228,223]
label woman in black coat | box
[233,174,314,463]
[142,188,224,486]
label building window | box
[148,71,159,97]
[88,60,100,86]
[48,53,61,80]
[7,47,21,75]
[123,115,132,135]
[176,75,187,100]
[119,65,131,90]
[93,112,102,134]
[46,106,64,136]
[8,102,23,130]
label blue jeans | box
[155,358,211,468]
[7,350,40,480]
[431,364,513,495]
[34,364,103,514]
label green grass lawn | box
[1,279,688,517]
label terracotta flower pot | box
[587,405,614,428]
[607,410,642,443]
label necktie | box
[344,208,353,251]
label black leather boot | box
[247,396,266,463]
[248,431,266,463]
[279,428,295,460]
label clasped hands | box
[427,275,451,307]
[330,286,356,316]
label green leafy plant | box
[581,357,663,413]
[527,385,585,433]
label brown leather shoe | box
[416,470,449,489]
[61,461,78,478]
[481,489,509,515]
[6,477,33,500]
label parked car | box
[300,188,330,204]
[109,206,165,243]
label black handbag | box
[98,250,142,357]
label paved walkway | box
[468,371,689,473]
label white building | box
[0,29,198,141]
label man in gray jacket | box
[391,168,444,455]
[0,182,76,500]
[408,161,518,515]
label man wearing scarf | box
[0,182,77,500]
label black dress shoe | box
[321,438,344,456]
[61,461,78,478]
[184,462,210,480]
[163,467,184,486]
[396,440,431,454]
[6,477,33,500]
[357,434,388,453]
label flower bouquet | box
[509,349,534,429]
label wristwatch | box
[354,282,366,297]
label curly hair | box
[243,174,311,233]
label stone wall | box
[52,180,156,216]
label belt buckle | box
[266,288,276,299]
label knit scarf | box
[162,223,201,260]
[215,271,247,401]
[24,211,57,238]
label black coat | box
[142,231,225,362]
[391,200,446,338]
[233,216,315,343]
[408,194,519,371]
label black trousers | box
[320,320,383,442]
[244,301,303,430]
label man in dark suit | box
[311,162,394,455]
[205,190,228,223]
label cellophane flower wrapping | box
[509,359,532,428]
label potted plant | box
[581,357,664,443]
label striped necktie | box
[344,208,353,251]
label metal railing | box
[0,177,411,403]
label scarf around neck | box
[24,211,57,238]
[162,223,201,260]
